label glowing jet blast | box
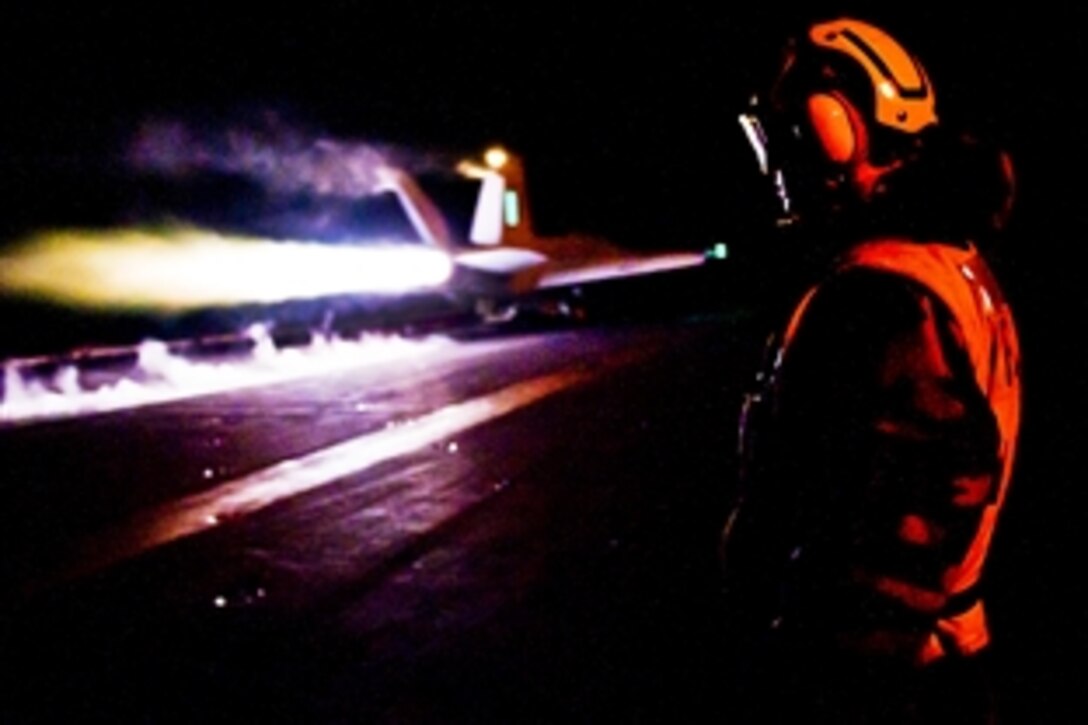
[0,226,452,311]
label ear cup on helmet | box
[807,92,858,164]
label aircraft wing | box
[536,250,706,289]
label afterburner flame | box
[0,226,452,310]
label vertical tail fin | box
[375,165,456,251]
[461,146,535,247]
[378,146,536,251]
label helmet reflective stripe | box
[810,19,938,133]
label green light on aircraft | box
[706,243,728,260]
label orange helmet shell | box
[809,18,938,134]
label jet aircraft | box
[380,145,708,321]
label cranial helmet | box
[740,18,940,224]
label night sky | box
[4,5,1080,245]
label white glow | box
[879,80,897,100]
[0,328,455,425]
[0,226,453,310]
[484,146,509,170]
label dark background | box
[3,5,1080,244]
[2,2,1085,715]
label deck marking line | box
[33,367,593,593]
